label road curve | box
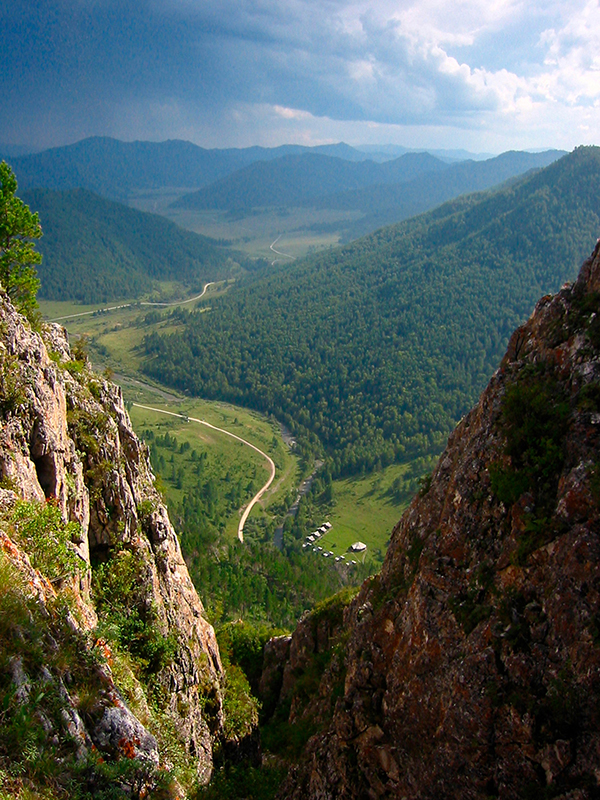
[50,282,215,322]
[132,402,275,543]
[269,234,295,265]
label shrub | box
[217,621,284,695]
[93,550,176,677]
[0,353,26,416]
[10,499,84,583]
[221,663,260,740]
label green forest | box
[22,187,241,303]
[142,147,600,477]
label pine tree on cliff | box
[0,161,41,320]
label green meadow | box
[127,192,361,260]
[297,462,414,571]
[39,292,415,561]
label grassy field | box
[296,463,414,571]
[39,291,420,562]
[127,192,362,261]
[129,400,301,541]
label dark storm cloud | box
[0,0,499,146]
[1,0,599,150]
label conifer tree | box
[0,161,41,320]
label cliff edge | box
[0,293,224,796]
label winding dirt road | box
[132,402,275,542]
[269,235,295,265]
[50,282,216,322]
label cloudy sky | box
[1,0,599,153]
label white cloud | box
[534,0,600,104]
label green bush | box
[217,621,284,695]
[498,371,569,507]
[93,550,176,676]
[489,463,530,506]
[0,353,27,416]
[10,499,83,583]
[310,585,359,628]
[195,762,287,800]
[221,663,260,740]
[66,406,111,457]
[490,369,570,525]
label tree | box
[0,161,41,320]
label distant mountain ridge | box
[356,143,495,161]
[326,148,566,238]
[8,137,382,200]
[173,148,565,238]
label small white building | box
[349,541,367,553]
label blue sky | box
[1,0,599,152]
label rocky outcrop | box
[0,293,224,784]
[280,242,600,799]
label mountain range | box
[174,149,565,238]
[171,151,449,211]
[2,136,566,250]
[6,137,391,200]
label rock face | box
[0,294,224,783]
[280,243,600,799]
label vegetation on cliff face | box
[0,512,175,800]
[0,286,228,798]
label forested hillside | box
[142,147,600,477]
[319,148,565,238]
[173,152,448,210]
[23,187,237,302]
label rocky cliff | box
[275,242,600,799]
[0,294,224,795]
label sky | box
[1,0,599,154]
